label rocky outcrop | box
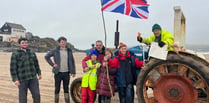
[0,36,82,52]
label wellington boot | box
[55,94,59,103]
[64,93,70,103]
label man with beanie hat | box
[152,24,161,31]
[137,24,174,51]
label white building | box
[0,22,26,42]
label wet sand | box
[0,52,208,103]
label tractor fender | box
[177,50,209,67]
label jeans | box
[118,84,134,103]
[18,78,40,103]
[54,72,70,94]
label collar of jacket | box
[18,48,31,52]
[118,51,131,60]
[56,46,69,50]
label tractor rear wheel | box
[136,52,209,103]
[70,77,97,103]
[70,77,82,103]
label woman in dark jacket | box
[96,49,119,103]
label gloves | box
[137,32,142,42]
[137,36,142,42]
[158,41,165,47]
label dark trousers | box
[54,72,70,94]
[18,78,40,103]
[98,95,111,103]
[118,84,134,103]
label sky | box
[0,0,209,50]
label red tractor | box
[70,6,209,103]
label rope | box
[106,62,114,97]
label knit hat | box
[152,24,161,31]
[90,50,98,56]
[119,42,127,49]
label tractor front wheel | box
[136,52,209,103]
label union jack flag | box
[101,0,149,19]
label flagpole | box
[100,0,107,47]
[100,0,114,98]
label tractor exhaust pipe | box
[114,20,119,49]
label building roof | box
[5,22,26,30]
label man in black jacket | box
[45,36,76,103]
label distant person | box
[91,43,95,50]
[81,50,101,103]
[87,43,95,56]
[45,36,76,103]
[96,49,118,103]
[112,42,144,103]
[10,38,42,103]
[137,24,174,50]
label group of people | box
[10,37,76,103]
[81,40,144,103]
[10,23,174,103]
[80,24,174,103]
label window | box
[0,36,2,41]
[4,29,8,32]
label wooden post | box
[174,6,186,48]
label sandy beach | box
[0,52,86,103]
[0,52,208,103]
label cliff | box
[0,36,82,52]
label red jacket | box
[110,51,143,68]
[111,51,144,86]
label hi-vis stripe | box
[83,72,97,76]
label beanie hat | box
[119,42,127,49]
[90,50,98,56]
[152,24,161,31]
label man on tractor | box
[137,24,174,50]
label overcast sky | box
[0,0,209,49]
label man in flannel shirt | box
[10,38,42,103]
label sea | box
[186,44,209,54]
